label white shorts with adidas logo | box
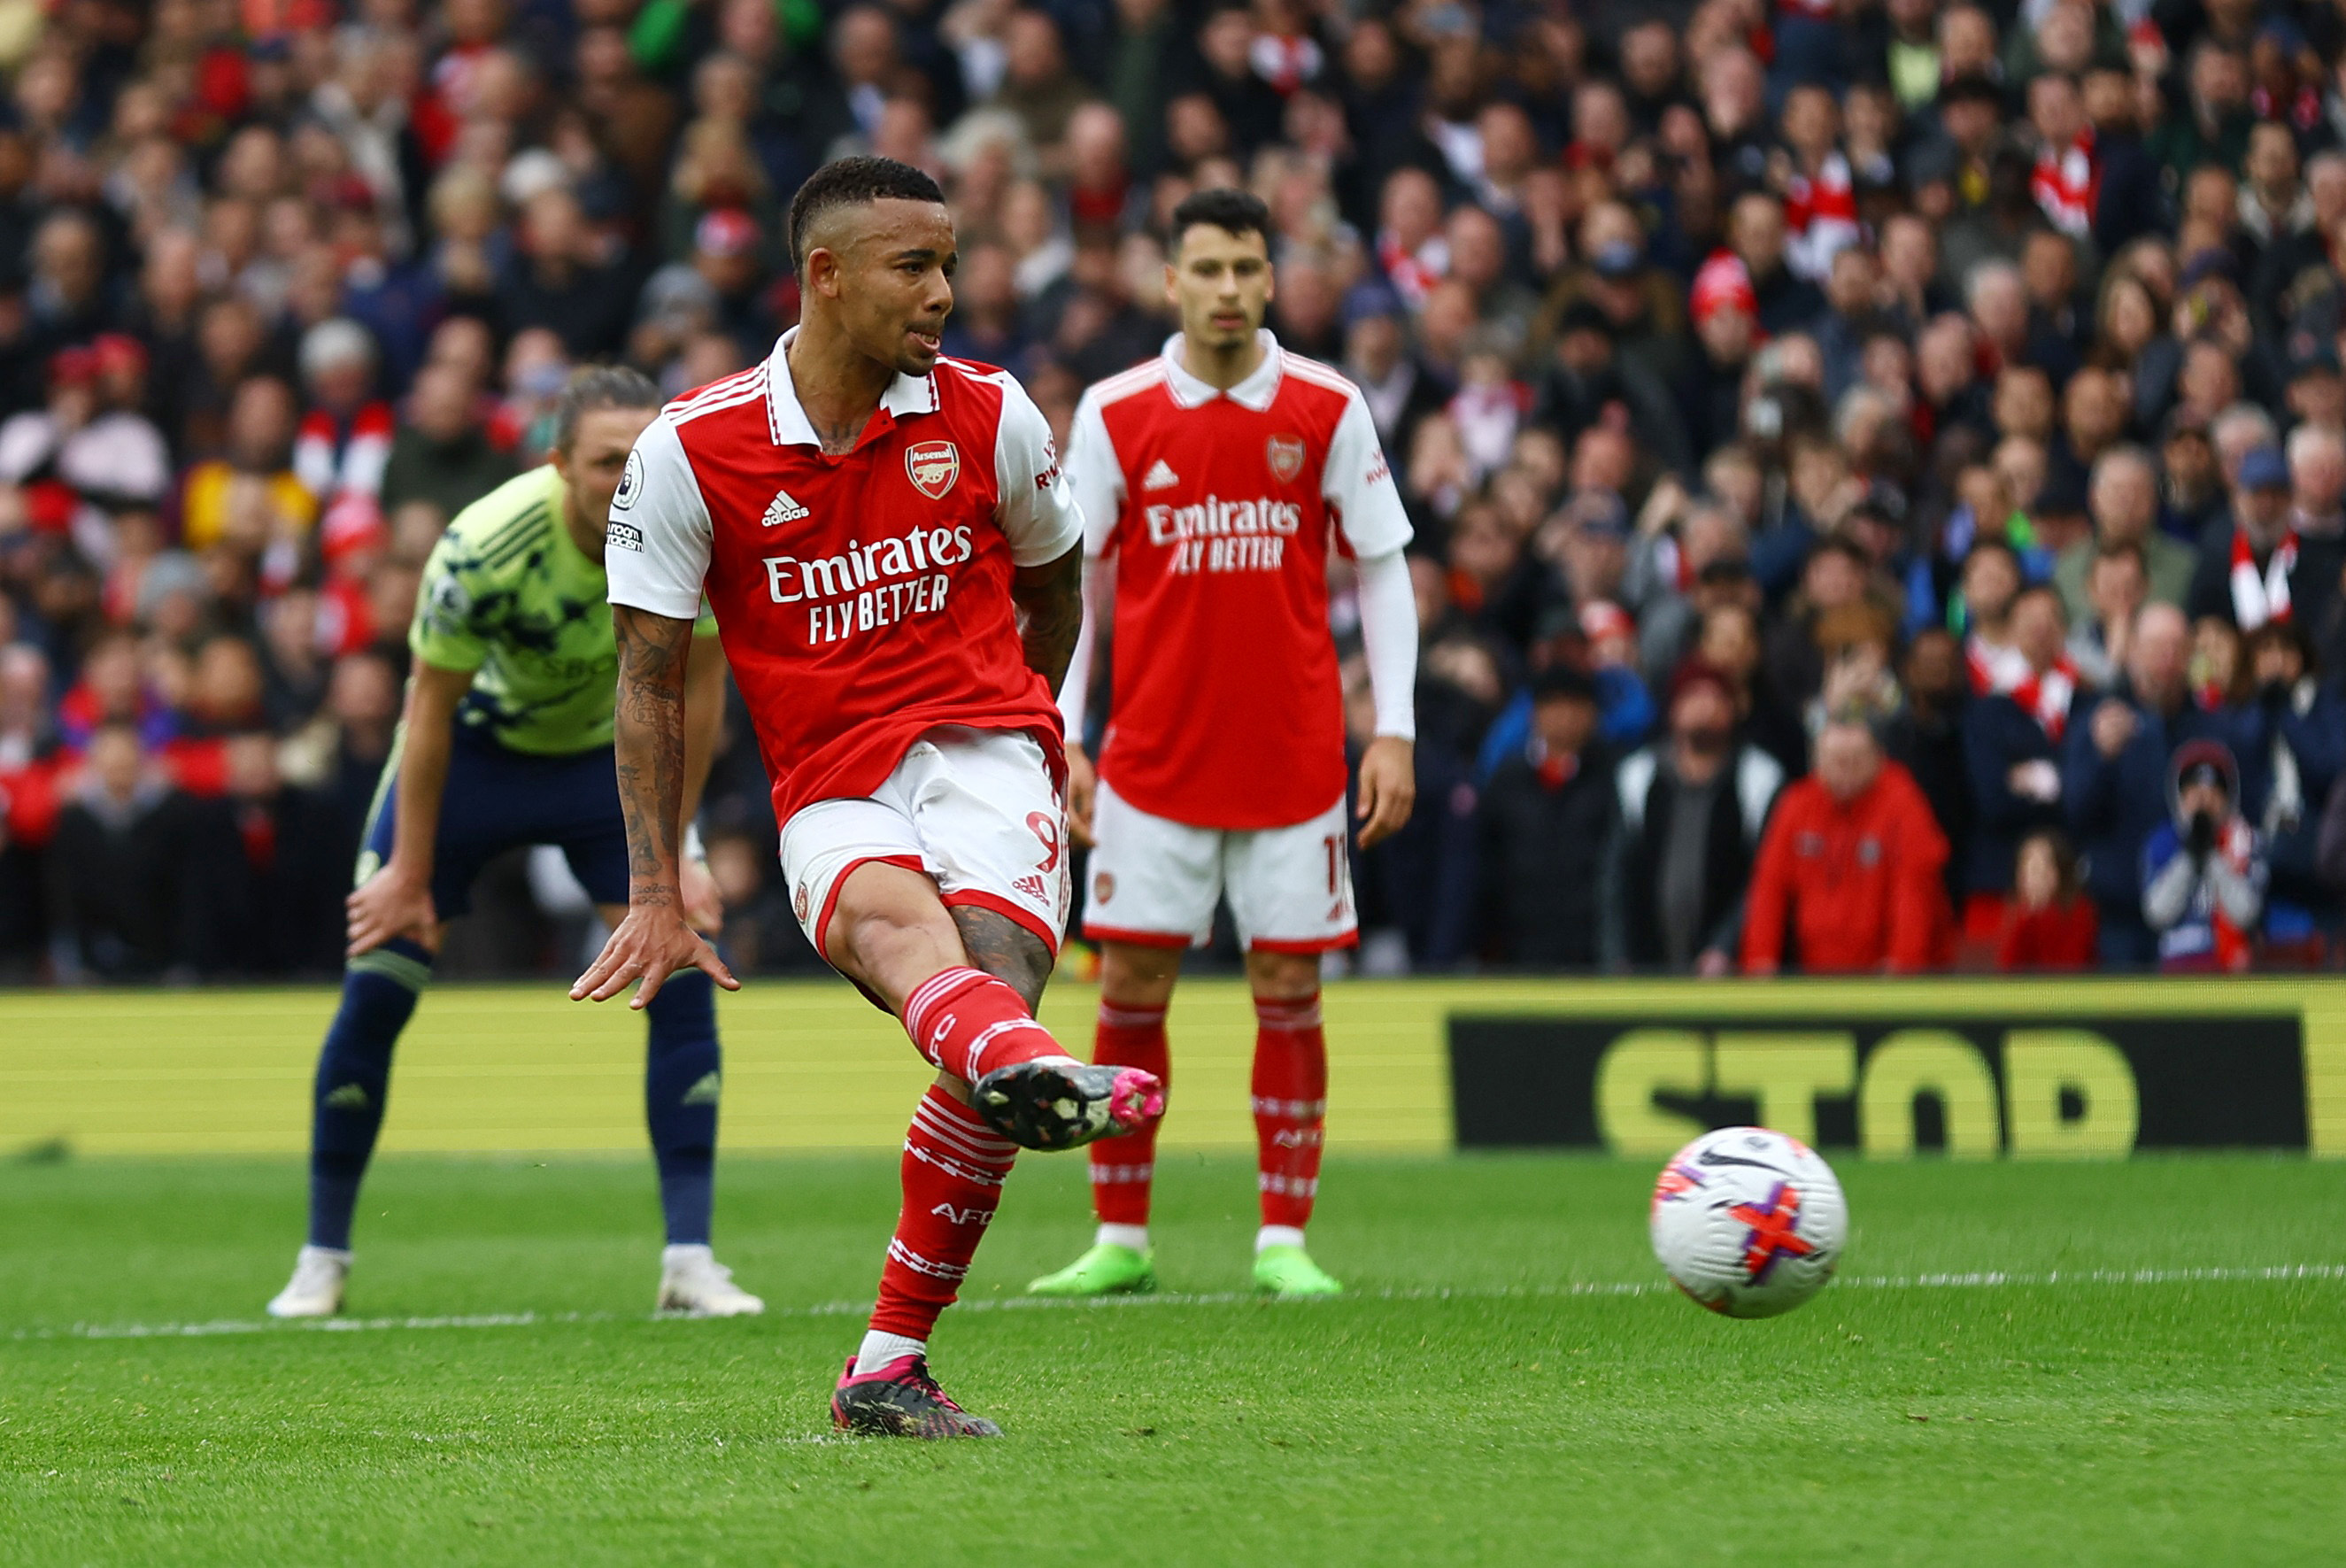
[781,726,1070,963]
[1082,780,1358,955]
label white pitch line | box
[9,1263,2341,1344]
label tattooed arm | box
[1011,543,1084,696]
[571,605,737,1008]
[675,629,730,932]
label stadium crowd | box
[0,0,2342,980]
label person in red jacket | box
[1741,715,1952,974]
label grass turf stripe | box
[17,1262,2341,1342]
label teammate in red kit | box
[573,158,1164,1439]
[1029,189,1419,1301]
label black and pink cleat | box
[831,1354,1002,1439]
[969,1060,1165,1151]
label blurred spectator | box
[1995,828,2101,970]
[1741,716,1951,974]
[2064,603,2232,965]
[2142,739,2265,972]
[2056,446,2196,625]
[1478,665,1613,968]
[1603,661,1784,974]
[2189,444,2338,630]
[293,318,393,504]
[186,730,346,977]
[2234,622,2345,955]
[1882,628,1974,904]
[179,375,316,560]
[2067,540,2148,691]
[497,188,633,359]
[45,722,205,982]
[380,362,515,520]
[1341,287,1444,457]
[0,344,172,536]
[1959,584,2076,944]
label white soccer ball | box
[1649,1126,1847,1318]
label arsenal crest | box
[1092,870,1115,904]
[906,440,961,500]
[1266,435,1305,483]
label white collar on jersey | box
[761,328,941,447]
[1159,328,1285,413]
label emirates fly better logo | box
[906,440,960,500]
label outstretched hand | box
[572,902,739,1009]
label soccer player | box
[1028,188,1419,1301]
[265,368,762,1321]
[575,157,1164,1440]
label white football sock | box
[854,1330,926,1375]
[1256,1224,1307,1254]
[1097,1223,1149,1253]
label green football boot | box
[1254,1244,1343,1297]
[1026,1242,1157,1296]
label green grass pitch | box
[2,1152,2342,1564]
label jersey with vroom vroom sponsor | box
[413,463,715,756]
[604,331,1081,826]
[1065,331,1412,830]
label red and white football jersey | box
[606,332,1082,826]
[1065,331,1412,830]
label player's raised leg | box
[1028,940,1179,1296]
[814,831,1161,1431]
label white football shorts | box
[1083,779,1357,954]
[781,725,1071,961]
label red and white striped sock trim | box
[1253,993,1323,1031]
[1252,1095,1328,1119]
[910,1093,1016,1158]
[902,965,1060,1078]
[902,966,990,1037]
[886,1238,969,1281]
[1089,1162,1155,1184]
[1258,1172,1321,1197]
[1099,1000,1169,1031]
[907,1095,1017,1186]
[961,1016,1059,1078]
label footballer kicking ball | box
[1649,1126,1847,1318]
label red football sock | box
[868,1085,1019,1340]
[1253,991,1328,1231]
[1087,1000,1169,1226]
[899,966,1065,1083]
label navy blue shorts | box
[359,727,630,918]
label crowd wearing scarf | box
[1966,634,2080,741]
[2230,527,2299,630]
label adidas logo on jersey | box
[761,489,810,526]
[1142,459,1180,490]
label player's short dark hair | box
[787,156,948,276]
[552,366,660,453]
[1168,187,1272,252]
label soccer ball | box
[1649,1126,1847,1318]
